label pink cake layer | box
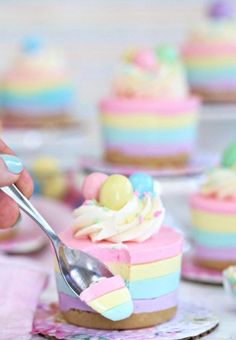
[190,194,236,215]
[80,276,124,302]
[183,43,236,57]
[60,227,183,265]
[195,245,236,261]
[99,97,199,115]
[59,290,178,314]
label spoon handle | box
[1,184,61,249]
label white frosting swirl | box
[73,193,165,243]
[113,62,188,99]
[201,167,236,199]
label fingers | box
[0,192,19,229]
[16,169,34,198]
[0,160,20,187]
[0,139,15,156]
[0,139,34,229]
[0,139,33,197]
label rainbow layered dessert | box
[183,0,236,102]
[55,172,183,329]
[99,46,199,167]
[190,144,236,270]
[2,37,74,128]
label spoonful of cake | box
[0,184,133,321]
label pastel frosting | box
[112,47,189,99]
[2,38,73,116]
[200,167,236,199]
[79,275,133,321]
[73,193,164,243]
[73,172,164,244]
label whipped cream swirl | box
[201,167,236,199]
[113,62,188,99]
[73,193,165,243]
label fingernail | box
[0,154,23,174]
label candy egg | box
[208,0,235,20]
[99,175,133,210]
[129,173,154,197]
[221,141,236,168]
[23,36,43,53]
[82,172,108,201]
[123,47,137,63]
[133,49,157,70]
[157,45,178,63]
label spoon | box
[1,184,113,296]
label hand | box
[0,140,33,229]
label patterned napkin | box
[0,255,48,340]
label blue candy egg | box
[32,176,41,196]
[23,36,43,53]
[129,173,154,197]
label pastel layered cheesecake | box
[190,167,236,270]
[99,46,199,167]
[55,172,183,329]
[183,0,236,102]
[2,37,74,128]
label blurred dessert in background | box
[31,156,82,207]
[32,157,68,200]
[223,265,236,299]
[183,0,236,102]
[1,37,75,128]
[99,45,200,168]
[190,141,236,270]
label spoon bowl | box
[58,244,113,295]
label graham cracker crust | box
[61,306,177,330]
[105,151,189,168]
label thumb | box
[0,154,23,186]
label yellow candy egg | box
[99,175,133,211]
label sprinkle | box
[139,216,144,224]
[154,210,162,217]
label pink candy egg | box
[133,50,157,70]
[82,172,108,200]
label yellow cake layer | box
[88,287,130,313]
[186,58,236,68]
[101,113,197,129]
[191,209,236,233]
[107,254,181,281]
[54,254,181,282]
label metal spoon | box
[1,184,113,296]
